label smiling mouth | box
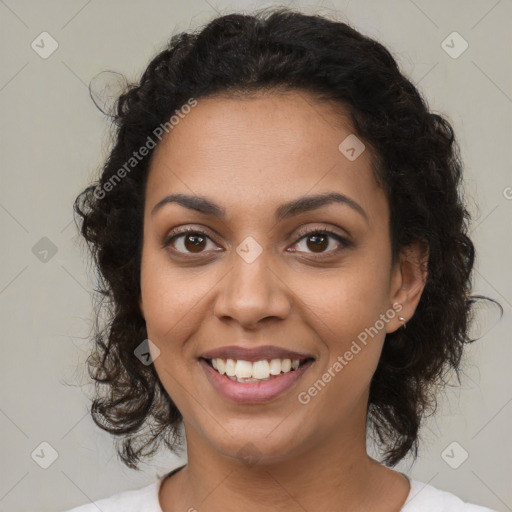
[200,357,315,383]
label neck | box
[160,423,410,512]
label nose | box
[213,248,291,329]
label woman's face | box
[139,91,422,464]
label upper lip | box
[200,345,315,362]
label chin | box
[205,421,312,468]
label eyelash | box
[162,226,351,259]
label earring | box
[398,316,406,329]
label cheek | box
[305,254,391,334]
[303,247,392,374]
[140,256,203,412]
[140,249,197,350]
[140,249,228,387]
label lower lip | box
[199,358,314,403]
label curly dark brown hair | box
[73,7,500,470]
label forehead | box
[145,91,386,224]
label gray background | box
[0,0,511,511]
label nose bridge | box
[214,240,290,326]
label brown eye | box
[163,226,350,258]
[291,229,349,256]
[182,233,207,253]
[163,228,216,254]
[305,233,329,252]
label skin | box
[138,90,428,512]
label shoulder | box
[59,477,164,512]
[401,480,497,512]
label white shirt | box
[62,470,497,512]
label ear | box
[386,240,429,333]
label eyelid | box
[293,224,351,244]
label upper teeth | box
[211,358,301,380]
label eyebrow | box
[151,192,368,223]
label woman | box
[65,7,499,512]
